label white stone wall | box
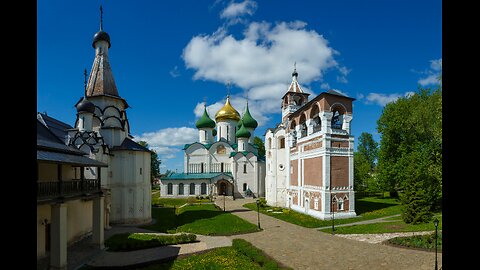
[216,120,238,144]
[109,150,151,224]
[265,128,288,206]
[160,180,210,197]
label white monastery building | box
[265,67,356,220]
[161,97,266,199]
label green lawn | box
[105,233,197,252]
[144,204,260,236]
[135,239,292,270]
[151,197,211,207]
[386,232,442,252]
[244,196,403,228]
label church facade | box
[161,98,266,199]
[265,68,356,220]
[66,13,152,225]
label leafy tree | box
[138,141,161,185]
[354,132,379,193]
[376,86,442,223]
[253,136,265,157]
[357,132,379,169]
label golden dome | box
[215,96,240,121]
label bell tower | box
[281,63,310,123]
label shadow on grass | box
[355,199,398,216]
[143,206,224,233]
[228,209,252,213]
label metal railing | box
[37,179,101,201]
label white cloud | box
[220,0,257,19]
[418,58,442,86]
[134,127,197,161]
[169,65,180,78]
[320,82,330,90]
[363,92,414,106]
[183,19,343,126]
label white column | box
[92,196,105,249]
[343,114,353,134]
[306,119,314,135]
[50,203,67,270]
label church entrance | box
[219,182,227,195]
[216,180,233,196]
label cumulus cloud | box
[183,19,343,125]
[134,127,197,160]
[362,92,414,107]
[417,58,442,86]
[220,0,257,19]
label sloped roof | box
[111,137,152,152]
[161,172,233,180]
[37,113,73,142]
[86,53,119,97]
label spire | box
[100,5,104,31]
[292,61,298,78]
[87,5,118,97]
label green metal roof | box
[229,151,257,158]
[241,103,258,128]
[236,122,251,138]
[161,172,233,180]
[195,106,216,129]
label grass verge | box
[105,233,197,252]
[385,231,442,252]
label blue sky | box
[37,0,442,173]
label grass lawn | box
[151,197,211,207]
[134,239,292,270]
[319,217,442,234]
[244,196,403,228]
[144,204,260,236]
[386,232,442,252]
[105,233,197,252]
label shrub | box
[258,198,267,208]
[187,196,197,204]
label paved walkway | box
[219,198,442,270]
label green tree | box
[354,132,379,193]
[138,141,161,185]
[357,132,379,169]
[376,86,442,223]
[253,136,265,157]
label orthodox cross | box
[100,5,104,31]
[84,68,88,97]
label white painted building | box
[265,67,356,220]
[161,98,265,198]
[66,11,152,225]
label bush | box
[186,196,197,204]
[258,198,267,208]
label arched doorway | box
[219,182,227,195]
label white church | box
[161,97,266,199]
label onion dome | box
[215,96,241,122]
[195,106,216,129]
[76,97,95,113]
[92,30,111,48]
[241,103,258,129]
[236,122,251,138]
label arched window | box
[338,198,344,211]
[243,163,247,173]
[201,163,204,173]
[279,137,285,149]
[310,105,321,133]
[217,145,226,154]
[331,110,342,129]
[243,183,247,191]
[201,183,207,195]
[190,183,196,195]
[267,138,272,149]
[167,183,173,195]
[178,183,184,195]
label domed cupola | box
[240,102,258,129]
[215,96,241,122]
[236,122,251,138]
[92,5,111,48]
[196,106,216,129]
[76,97,95,114]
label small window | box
[201,183,207,195]
[243,183,247,191]
[201,163,204,173]
[221,162,224,172]
[167,183,173,195]
[179,183,184,195]
[190,183,195,195]
[140,168,142,175]
[243,163,247,173]
[279,138,285,149]
[338,199,344,211]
